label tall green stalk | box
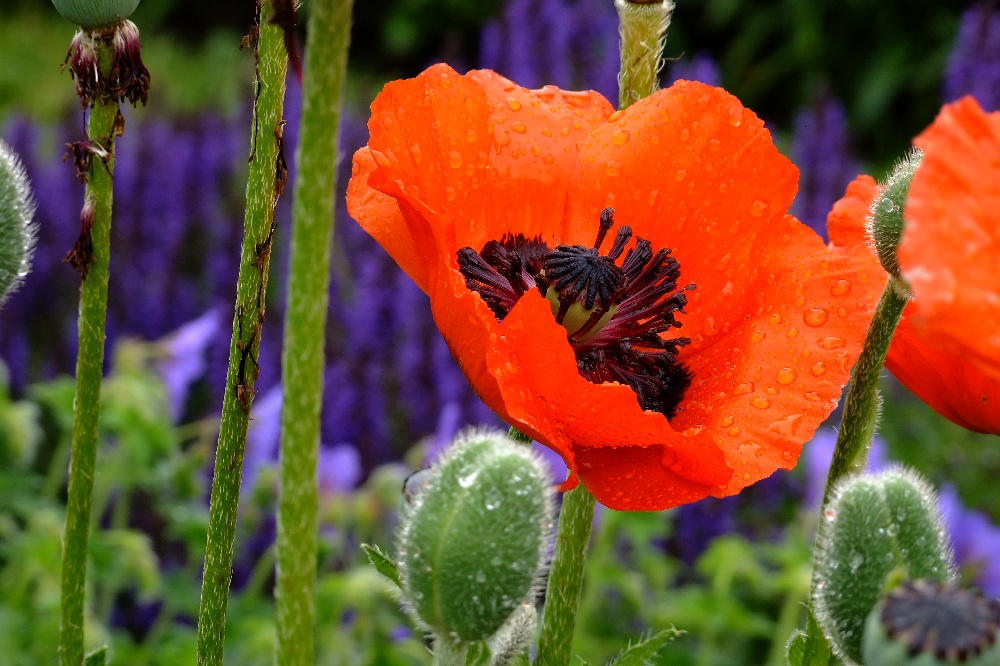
[616,0,675,110]
[534,484,596,666]
[195,4,287,664]
[274,0,353,663]
[58,48,119,666]
[822,277,909,504]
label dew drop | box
[810,362,827,377]
[458,470,479,488]
[496,131,512,148]
[650,134,660,144]
[786,327,799,338]
[750,330,765,343]
[675,169,686,181]
[680,128,690,142]
[804,308,829,327]
[887,523,899,537]
[728,427,742,436]
[804,391,821,402]
[484,489,503,511]
[543,154,555,165]
[751,396,771,409]
[794,296,806,307]
[475,570,487,583]
[709,138,721,152]
[444,187,457,202]
[611,129,630,146]
[768,313,782,325]
[728,106,743,126]
[817,336,846,349]
[830,279,852,296]
[604,160,622,177]
[607,109,625,122]
[411,144,423,163]
[381,115,393,127]
[647,190,659,205]
[532,145,542,157]
[721,416,735,428]
[507,97,522,111]
[351,161,361,176]
[750,199,767,217]
[880,197,894,213]
[849,551,864,571]
[511,121,527,133]
[734,382,753,395]
[836,307,848,318]
[448,150,463,169]
[777,368,796,384]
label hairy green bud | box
[0,141,36,310]
[812,467,954,664]
[397,429,554,642]
[863,580,1000,666]
[51,0,140,29]
[869,150,922,279]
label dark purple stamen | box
[457,207,695,419]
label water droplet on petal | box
[675,169,686,181]
[830,279,852,296]
[836,307,848,318]
[777,368,796,384]
[728,427,742,436]
[680,128,690,141]
[804,308,829,327]
[604,160,622,177]
[750,199,767,217]
[647,190,658,205]
[531,145,542,157]
[511,121,527,133]
[728,106,743,126]
[817,336,845,349]
[543,154,555,165]
[448,150,463,169]
[506,97,521,111]
[611,129,630,145]
[751,396,771,409]
[721,416,735,427]
[411,144,423,163]
[734,382,753,395]
[768,313,782,325]
[608,109,625,122]
[786,327,799,338]
[804,391,821,402]
[709,138,721,152]
[751,330,765,343]
[811,362,827,377]
[445,187,456,202]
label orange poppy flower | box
[347,64,869,511]
[827,98,1000,434]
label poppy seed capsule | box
[396,429,554,642]
[869,150,922,279]
[812,466,955,665]
[862,580,1000,666]
[51,0,140,29]
[0,141,36,310]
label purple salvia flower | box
[944,3,1000,111]
[422,400,464,465]
[789,99,862,241]
[939,484,1000,597]
[317,443,362,494]
[155,308,222,421]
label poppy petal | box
[676,215,870,493]
[900,97,1000,370]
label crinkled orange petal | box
[899,97,1000,372]
[827,174,1000,434]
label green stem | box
[195,4,287,664]
[432,633,469,666]
[533,484,596,666]
[615,0,675,110]
[821,277,909,505]
[58,56,119,666]
[274,0,353,664]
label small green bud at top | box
[0,141,36,310]
[863,580,1000,666]
[812,466,954,665]
[869,150,923,279]
[397,429,554,642]
[51,0,140,30]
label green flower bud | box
[869,150,922,279]
[863,580,1000,665]
[397,429,554,642]
[0,141,36,310]
[51,0,140,29]
[812,467,954,665]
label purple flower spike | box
[155,308,222,420]
[317,444,362,495]
[802,429,888,510]
[944,3,1000,111]
[939,484,1000,597]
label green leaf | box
[362,543,401,588]
[607,628,683,666]
[786,614,832,666]
[84,645,108,666]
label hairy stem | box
[195,4,287,664]
[616,0,675,110]
[274,0,353,664]
[534,484,596,666]
[822,277,908,504]
[58,49,119,666]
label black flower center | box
[880,580,1000,661]
[457,207,695,419]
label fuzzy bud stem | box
[616,0,675,110]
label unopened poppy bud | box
[869,150,922,279]
[396,429,554,642]
[0,141,36,310]
[51,0,140,30]
[862,580,1000,665]
[813,467,954,665]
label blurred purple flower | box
[667,53,722,87]
[939,484,1000,597]
[944,3,1000,111]
[423,400,464,466]
[155,308,222,420]
[317,444,362,494]
[789,99,863,241]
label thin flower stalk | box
[195,3,287,664]
[616,0,675,110]
[275,0,353,663]
[58,44,120,666]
